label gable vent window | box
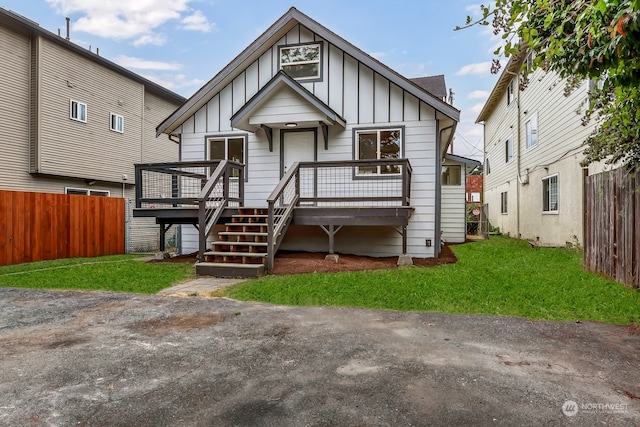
[70,100,87,122]
[65,187,110,197]
[279,43,321,81]
[110,113,124,133]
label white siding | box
[483,68,597,246]
[176,23,447,258]
[441,160,466,243]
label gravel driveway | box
[0,287,638,426]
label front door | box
[281,129,317,175]
[281,129,317,203]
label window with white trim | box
[208,135,246,178]
[279,43,321,80]
[65,187,110,197]
[110,113,124,133]
[505,136,513,162]
[355,128,402,175]
[525,112,538,149]
[70,100,87,122]
[501,191,508,214]
[542,174,558,213]
[470,192,481,202]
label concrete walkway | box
[157,276,245,296]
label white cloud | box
[466,101,488,118]
[142,73,204,95]
[114,55,182,71]
[133,33,168,47]
[45,0,213,46]
[468,90,490,100]
[180,10,215,32]
[455,61,493,76]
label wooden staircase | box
[195,208,270,278]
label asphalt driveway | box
[0,287,638,426]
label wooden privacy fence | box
[0,190,124,266]
[584,168,639,289]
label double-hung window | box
[525,112,538,149]
[505,136,513,163]
[208,135,246,178]
[70,100,87,122]
[355,128,402,175]
[501,191,508,214]
[542,174,558,213]
[279,43,321,81]
[110,113,124,133]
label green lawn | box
[0,255,195,294]
[221,236,640,325]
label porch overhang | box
[230,71,346,135]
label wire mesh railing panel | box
[299,162,406,207]
[137,164,215,208]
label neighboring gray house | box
[0,7,185,252]
[136,7,460,276]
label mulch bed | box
[148,245,457,275]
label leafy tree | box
[458,1,640,168]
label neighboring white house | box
[153,7,460,263]
[441,154,481,243]
[476,51,603,246]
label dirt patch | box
[129,313,228,336]
[149,245,458,275]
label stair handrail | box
[266,162,300,270]
[197,160,245,262]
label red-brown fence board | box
[584,169,639,289]
[0,190,124,266]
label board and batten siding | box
[179,23,441,257]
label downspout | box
[437,122,456,258]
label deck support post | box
[319,224,343,254]
[159,221,173,251]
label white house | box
[136,7,460,276]
[476,50,603,247]
[441,154,481,243]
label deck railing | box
[266,158,412,268]
[197,161,244,261]
[134,161,222,209]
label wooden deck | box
[134,159,413,276]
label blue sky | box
[1,0,502,160]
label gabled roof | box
[157,7,460,136]
[410,75,447,100]
[475,49,527,123]
[0,7,185,105]
[231,71,346,132]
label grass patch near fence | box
[0,255,195,294]
[222,236,640,325]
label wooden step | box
[196,262,265,278]
[211,241,268,247]
[219,231,268,237]
[204,251,266,258]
